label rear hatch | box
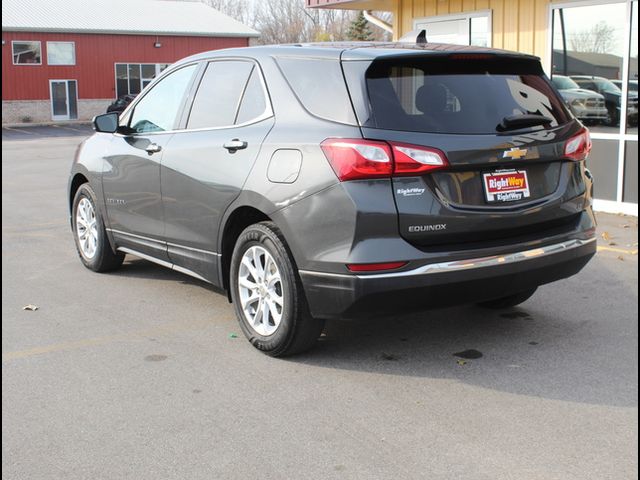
[342,52,589,249]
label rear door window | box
[187,61,254,129]
[359,57,571,134]
[236,67,268,125]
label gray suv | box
[551,75,607,123]
[69,43,597,356]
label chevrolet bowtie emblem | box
[503,147,528,159]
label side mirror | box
[93,113,119,133]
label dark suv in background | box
[106,94,137,114]
[551,75,607,124]
[571,75,639,126]
[69,43,597,356]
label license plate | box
[482,170,530,203]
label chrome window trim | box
[115,56,274,137]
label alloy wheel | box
[76,197,98,259]
[237,245,284,336]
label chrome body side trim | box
[298,238,597,280]
[117,247,212,284]
[167,241,221,257]
[107,228,166,251]
[108,228,220,256]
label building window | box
[413,11,491,47]
[12,41,42,64]
[47,42,75,65]
[550,0,638,212]
[115,63,170,99]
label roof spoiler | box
[398,29,427,44]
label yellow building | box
[308,0,638,215]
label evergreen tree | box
[347,12,373,41]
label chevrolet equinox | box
[68,42,597,356]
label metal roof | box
[1,0,260,37]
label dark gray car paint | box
[69,42,597,317]
[101,133,172,260]
[160,119,275,283]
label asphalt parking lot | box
[2,126,638,480]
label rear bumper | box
[299,237,596,319]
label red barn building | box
[1,0,259,124]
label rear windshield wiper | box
[497,114,553,132]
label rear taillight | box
[564,128,592,161]
[320,139,392,181]
[321,139,449,181]
[391,143,448,175]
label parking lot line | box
[2,126,35,135]
[51,124,89,133]
[597,245,638,255]
[2,318,213,362]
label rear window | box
[357,56,571,134]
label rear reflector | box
[346,261,408,272]
[564,128,592,161]
[321,138,449,181]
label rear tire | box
[477,287,537,309]
[229,221,325,357]
[72,183,124,272]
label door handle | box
[145,143,162,155]
[223,139,248,153]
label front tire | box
[230,222,324,357]
[477,287,537,309]
[606,106,620,127]
[72,183,124,272]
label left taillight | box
[564,128,592,161]
[320,138,449,181]
[320,139,393,182]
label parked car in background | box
[610,79,638,95]
[106,94,137,114]
[70,43,597,356]
[551,75,607,124]
[571,75,638,126]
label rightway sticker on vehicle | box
[397,187,425,197]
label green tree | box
[347,12,373,41]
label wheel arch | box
[69,172,89,214]
[219,205,271,296]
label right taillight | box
[564,128,592,161]
[321,138,449,181]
